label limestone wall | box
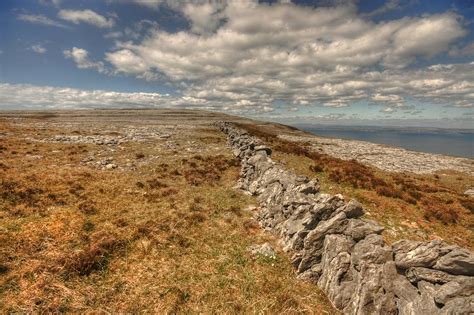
[217,122,474,315]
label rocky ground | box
[279,134,474,175]
[1,109,472,313]
[0,110,335,313]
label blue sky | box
[0,0,473,128]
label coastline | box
[278,132,474,175]
[294,125,473,159]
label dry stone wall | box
[217,122,474,315]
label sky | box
[0,0,473,128]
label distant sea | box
[294,125,474,159]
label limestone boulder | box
[393,240,452,269]
[433,248,474,276]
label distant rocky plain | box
[2,109,471,176]
[280,133,474,176]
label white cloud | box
[0,83,169,109]
[17,14,68,28]
[364,0,416,18]
[58,9,115,28]
[0,83,274,114]
[64,47,108,74]
[385,13,466,67]
[449,42,474,57]
[45,2,469,114]
[31,44,47,54]
[39,0,62,7]
[182,2,226,35]
[381,107,396,113]
[105,49,157,80]
[104,31,123,39]
[131,0,164,9]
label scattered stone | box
[278,134,474,175]
[31,127,174,146]
[248,243,276,259]
[464,189,474,197]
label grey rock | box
[247,243,276,259]
[441,296,474,315]
[334,199,364,219]
[351,234,393,269]
[434,277,474,305]
[406,267,456,284]
[464,189,474,197]
[433,248,474,276]
[297,264,322,282]
[344,218,384,241]
[296,179,320,195]
[318,234,355,309]
[397,281,441,315]
[393,240,451,269]
[254,145,272,156]
[389,267,420,303]
[298,211,349,272]
[217,122,474,315]
[344,235,397,314]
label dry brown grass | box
[237,123,474,249]
[0,119,336,313]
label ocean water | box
[296,125,474,159]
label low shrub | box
[147,179,168,189]
[78,201,98,215]
[376,186,402,198]
[309,164,323,173]
[422,198,459,224]
[459,197,474,214]
[63,232,125,276]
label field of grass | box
[237,122,474,250]
[0,115,336,313]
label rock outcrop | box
[217,121,474,315]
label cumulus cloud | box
[17,13,68,28]
[64,47,108,74]
[39,0,62,7]
[97,2,470,113]
[449,42,474,57]
[131,0,164,9]
[385,13,466,67]
[26,1,465,117]
[0,83,169,109]
[182,2,226,35]
[364,0,415,17]
[31,44,47,54]
[0,83,274,114]
[381,107,396,113]
[58,9,115,28]
[104,31,123,39]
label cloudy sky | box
[1,0,473,127]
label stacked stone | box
[217,121,474,315]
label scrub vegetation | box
[237,122,473,250]
[0,112,336,314]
